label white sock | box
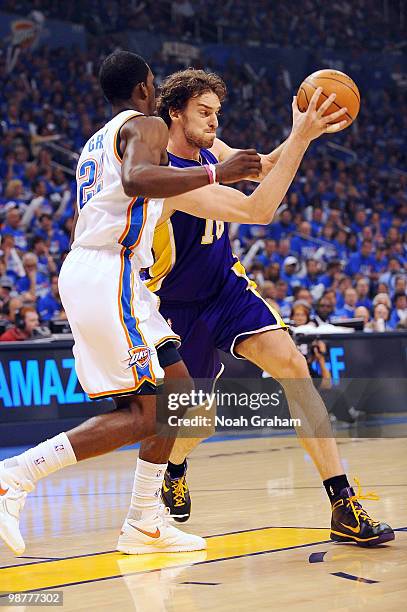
[3,433,77,490]
[127,458,167,524]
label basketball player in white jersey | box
[0,51,360,556]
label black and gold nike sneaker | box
[161,463,191,523]
[330,479,394,547]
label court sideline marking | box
[0,526,331,593]
[1,526,405,594]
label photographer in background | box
[296,334,364,424]
[301,337,332,391]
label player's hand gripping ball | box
[297,69,360,131]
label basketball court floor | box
[0,434,406,611]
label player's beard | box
[184,124,216,150]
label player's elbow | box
[122,181,134,197]
[121,169,136,196]
[124,178,153,197]
[253,211,274,225]
[122,166,150,197]
[255,201,280,225]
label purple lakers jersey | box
[146,149,236,302]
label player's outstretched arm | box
[166,89,347,223]
[120,116,261,198]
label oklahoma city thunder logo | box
[128,345,151,369]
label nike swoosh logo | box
[131,525,161,539]
[340,522,361,534]
[0,486,9,496]
[162,482,170,493]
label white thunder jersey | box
[59,110,179,400]
[73,110,163,269]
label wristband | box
[204,164,216,185]
[208,163,218,183]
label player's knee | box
[277,337,309,378]
[162,360,194,419]
[269,336,309,379]
[288,348,309,378]
[124,395,157,440]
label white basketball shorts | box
[58,246,180,400]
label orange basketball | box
[297,69,360,131]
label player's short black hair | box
[99,51,149,104]
[157,69,227,127]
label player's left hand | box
[216,149,261,183]
[291,87,349,142]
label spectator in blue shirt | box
[372,245,389,274]
[31,236,58,278]
[345,240,376,277]
[280,256,302,295]
[1,207,28,252]
[268,209,296,241]
[0,233,24,281]
[275,280,291,319]
[238,223,267,248]
[310,207,324,237]
[272,238,291,266]
[4,102,27,134]
[334,287,358,318]
[388,241,406,268]
[351,209,368,238]
[291,221,319,260]
[332,228,349,261]
[319,222,338,260]
[389,293,407,329]
[379,258,404,294]
[0,179,26,208]
[317,260,342,290]
[15,252,50,299]
[302,258,321,290]
[37,275,63,321]
[35,213,70,256]
[355,277,372,309]
[257,239,278,266]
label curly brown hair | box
[157,69,227,127]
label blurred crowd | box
[0,5,406,341]
[2,0,404,50]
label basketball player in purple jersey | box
[146,69,394,546]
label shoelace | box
[346,477,380,527]
[0,467,35,494]
[0,487,28,519]
[156,503,173,527]
[171,476,188,507]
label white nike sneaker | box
[117,504,206,554]
[0,461,33,556]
